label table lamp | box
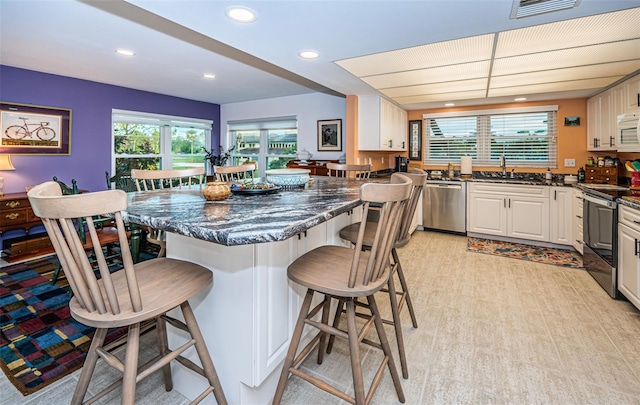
[0,155,16,196]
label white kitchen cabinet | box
[587,91,616,151]
[623,74,640,113]
[618,204,640,310]
[467,183,549,242]
[550,186,573,245]
[572,188,584,254]
[358,95,407,151]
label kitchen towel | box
[461,156,472,175]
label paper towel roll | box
[461,156,472,175]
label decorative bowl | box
[265,169,311,187]
[203,181,231,201]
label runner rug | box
[467,237,584,269]
[0,247,158,396]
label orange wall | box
[349,96,640,176]
[407,98,594,175]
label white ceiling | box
[1,0,639,110]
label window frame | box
[423,105,558,168]
[111,109,212,175]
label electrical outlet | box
[564,158,576,167]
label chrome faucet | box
[499,155,507,177]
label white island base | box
[163,210,356,404]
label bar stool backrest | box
[28,182,140,316]
[213,163,256,182]
[349,174,411,288]
[393,170,427,246]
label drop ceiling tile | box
[490,60,640,88]
[496,7,640,57]
[381,78,488,98]
[488,77,622,97]
[492,39,640,76]
[393,90,487,104]
[361,61,490,89]
[335,34,494,78]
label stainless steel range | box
[582,184,631,298]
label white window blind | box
[423,106,557,168]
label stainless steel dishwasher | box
[422,180,466,234]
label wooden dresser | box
[0,192,53,261]
[286,159,339,176]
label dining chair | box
[272,174,412,405]
[326,163,371,179]
[213,163,256,182]
[130,167,205,257]
[28,181,227,405]
[329,169,427,379]
[130,167,205,191]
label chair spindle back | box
[131,167,205,191]
[393,170,427,246]
[326,163,372,179]
[213,163,256,182]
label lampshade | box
[0,155,15,171]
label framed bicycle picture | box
[317,119,342,151]
[0,102,71,155]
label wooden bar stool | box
[329,170,427,379]
[272,174,412,405]
[28,182,227,405]
[326,163,372,179]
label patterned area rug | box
[0,246,158,395]
[467,237,584,269]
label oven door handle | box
[583,194,616,208]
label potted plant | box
[202,145,235,173]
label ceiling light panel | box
[490,60,640,88]
[394,90,487,104]
[335,34,494,78]
[361,61,490,89]
[497,8,640,57]
[488,77,622,97]
[492,39,640,76]
[381,78,488,98]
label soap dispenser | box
[545,167,552,183]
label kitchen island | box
[124,176,371,404]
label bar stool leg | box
[387,271,408,379]
[345,298,366,405]
[156,316,173,391]
[392,248,418,328]
[326,297,345,354]
[71,328,108,405]
[316,296,331,364]
[122,322,141,405]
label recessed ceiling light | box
[226,7,257,23]
[514,97,527,101]
[299,50,320,59]
[116,49,135,56]
[444,103,456,107]
[203,73,216,79]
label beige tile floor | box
[3,231,640,404]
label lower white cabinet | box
[550,186,573,245]
[468,183,549,242]
[572,188,584,254]
[618,205,640,310]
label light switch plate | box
[564,158,576,167]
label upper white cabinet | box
[358,95,407,151]
[588,73,640,152]
[587,92,616,151]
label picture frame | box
[0,102,71,155]
[317,119,342,151]
[564,116,580,126]
[408,120,422,161]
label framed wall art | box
[0,102,72,155]
[317,119,342,151]
[408,120,422,161]
[564,116,580,126]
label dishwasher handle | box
[425,183,463,189]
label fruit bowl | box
[265,169,310,187]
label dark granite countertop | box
[124,176,372,246]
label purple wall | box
[0,65,220,244]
